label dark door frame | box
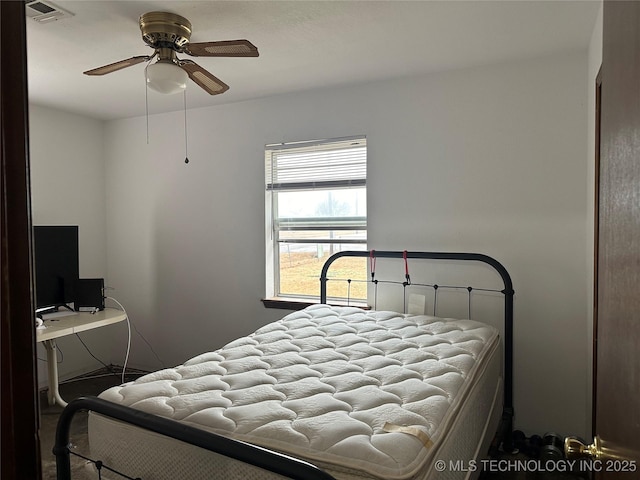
[595,1,640,474]
[592,67,601,438]
[0,2,41,479]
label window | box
[265,136,367,303]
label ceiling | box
[26,0,601,121]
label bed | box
[54,250,514,480]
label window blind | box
[266,136,367,191]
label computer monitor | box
[33,225,79,311]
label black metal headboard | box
[319,250,515,451]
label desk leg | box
[43,339,67,407]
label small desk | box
[36,308,127,407]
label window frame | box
[264,136,367,305]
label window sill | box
[261,297,369,311]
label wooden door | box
[593,0,640,476]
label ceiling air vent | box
[25,0,74,23]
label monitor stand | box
[36,303,74,319]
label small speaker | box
[75,278,104,311]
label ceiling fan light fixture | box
[145,61,188,95]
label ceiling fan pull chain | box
[183,89,189,164]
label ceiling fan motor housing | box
[139,12,192,51]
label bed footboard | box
[54,396,337,480]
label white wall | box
[104,51,590,438]
[29,104,112,387]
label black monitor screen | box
[33,225,79,310]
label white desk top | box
[36,308,127,342]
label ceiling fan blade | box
[185,40,259,57]
[83,55,151,76]
[179,60,229,95]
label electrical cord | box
[105,296,132,384]
[50,294,164,385]
[105,296,166,381]
[133,322,165,369]
[75,333,112,371]
[105,296,166,370]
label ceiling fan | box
[84,11,259,95]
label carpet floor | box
[39,370,142,480]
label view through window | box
[265,136,367,302]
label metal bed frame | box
[54,250,514,480]
[320,251,515,455]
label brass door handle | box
[565,436,603,460]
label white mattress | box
[89,305,502,480]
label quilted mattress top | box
[98,305,498,479]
